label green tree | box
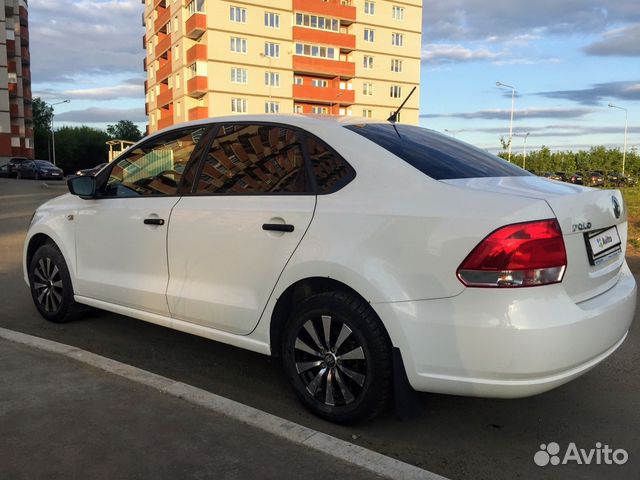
[32,97,54,160]
[53,126,110,173]
[106,120,143,142]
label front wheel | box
[29,243,78,323]
[282,291,392,423]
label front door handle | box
[262,223,294,233]
[144,218,165,226]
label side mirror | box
[67,176,96,199]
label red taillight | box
[457,219,567,287]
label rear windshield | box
[344,123,531,180]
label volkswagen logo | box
[612,196,621,219]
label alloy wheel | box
[32,257,64,313]
[293,315,367,407]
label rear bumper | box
[373,262,636,398]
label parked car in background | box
[543,171,568,182]
[589,171,605,187]
[607,172,635,187]
[23,115,636,423]
[5,157,27,177]
[76,163,108,176]
[0,163,9,177]
[17,160,64,180]
[569,172,584,185]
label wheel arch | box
[269,276,393,358]
[24,230,76,292]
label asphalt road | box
[1,177,639,480]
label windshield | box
[35,161,56,168]
[345,123,531,180]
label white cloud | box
[55,107,146,123]
[422,43,503,64]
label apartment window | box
[264,42,280,58]
[364,28,375,42]
[295,13,339,32]
[175,44,180,60]
[264,12,280,28]
[392,5,405,20]
[362,109,372,118]
[176,72,180,88]
[390,85,402,98]
[230,6,247,23]
[391,58,403,72]
[392,32,404,47]
[176,101,182,117]
[362,82,373,96]
[231,67,248,84]
[189,63,197,78]
[364,1,375,15]
[363,55,374,69]
[294,77,304,85]
[230,36,247,53]
[312,106,328,114]
[231,98,247,113]
[312,79,328,88]
[294,105,304,113]
[295,43,336,60]
[188,0,205,15]
[265,101,280,113]
[265,72,280,87]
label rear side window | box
[345,124,531,180]
[306,135,355,194]
[194,124,309,194]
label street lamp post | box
[331,91,344,115]
[514,132,530,170]
[608,103,628,176]
[46,99,71,166]
[259,53,273,103]
[496,81,516,162]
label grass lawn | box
[620,187,640,273]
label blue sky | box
[29,0,639,152]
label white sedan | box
[23,115,636,423]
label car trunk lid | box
[442,176,627,303]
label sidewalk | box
[0,337,381,480]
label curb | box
[0,327,447,480]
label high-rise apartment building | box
[143,0,421,134]
[0,0,33,161]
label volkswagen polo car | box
[23,115,636,422]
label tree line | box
[498,146,640,178]
[33,98,142,174]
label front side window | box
[345,124,531,180]
[104,128,207,197]
[194,124,308,194]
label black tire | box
[28,243,79,323]
[282,291,392,423]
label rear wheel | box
[29,243,78,323]
[282,291,392,423]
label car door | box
[74,126,210,315]
[166,123,316,335]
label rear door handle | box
[262,223,294,233]
[144,218,165,226]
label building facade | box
[0,0,33,161]
[143,0,421,134]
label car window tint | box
[194,124,308,194]
[345,124,531,180]
[306,135,355,193]
[104,127,206,197]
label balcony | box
[22,68,31,82]
[8,83,17,97]
[142,33,147,49]
[143,57,147,71]
[6,40,15,56]
[20,29,29,45]
[155,33,171,58]
[154,7,171,32]
[292,0,355,23]
[157,88,173,107]
[21,47,29,63]
[187,76,207,97]
[10,104,19,116]
[293,84,354,104]
[158,115,173,130]
[292,56,355,79]
[292,27,355,51]
[156,61,172,83]
[186,14,206,39]
[188,106,208,121]
[187,44,207,63]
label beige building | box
[0,0,33,161]
[143,0,421,134]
